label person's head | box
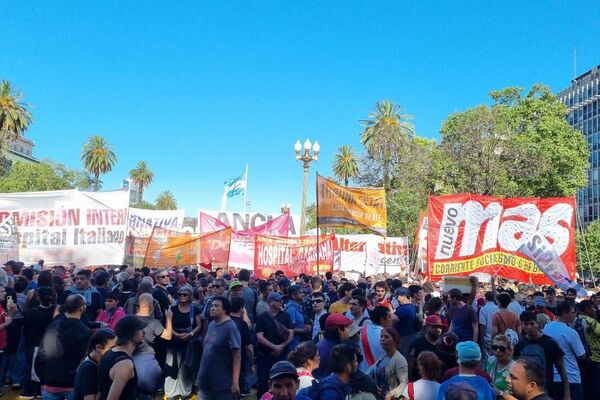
[484,291,495,303]
[37,286,55,307]
[211,278,226,296]
[62,294,86,317]
[155,269,170,287]
[325,271,333,280]
[424,314,444,341]
[21,267,34,282]
[380,327,401,352]
[556,300,576,324]
[496,292,511,309]
[259,280,274,298]
[13,276,27,293]
[238,269,251,283]
[456,341,481,370]
[287,284,305,303]
[95,271,110,288]
[520,311,540,338]
[88,328,116,357]
[566,288,577,301]
[177,285,193,304]
[448,288,464,306]
[338,282,355,300]
[445,382,477,400]
[579,299,597,319]
[327,280,337,294]
[137,293,154,315]
[115,315,147,347]
[103,292,119,310]
[374,281,388,301]
[74,269,91,290]
[426,296,443,314]
[267,292,284,312]
[437,332,459,354]
[329,344,357,381]
[310,276,323,292]
[324,313,353,343]
[215,267,223,278]
[288,341,320,372]
[230,296,245,314]
[544,287,556,302]
[508,357,547,400]
[268,361,300,400]
[492,334,514,363]
[349,295,367,317]
[210,296,231,321]
[311,292,326,313]
[370,305,391,327]
[408,285,424,302]
[416,351,442,381]
[394,287,411,305]
[228,280,243,298]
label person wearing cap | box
[437,341,496,400]
[408,314,444,380]
[391,286,418,356]
[266,360,311,400]
[286,284,311,348]
[229,280,244,298]
[196,296,242,400]
[533,296,556,321]
[256,291,294,396]
[313,313,353,379]
[98,315,148,400]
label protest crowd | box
[0,260,596,400]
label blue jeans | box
[41,389,74,400]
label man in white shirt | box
[543,301,586,400]
[478,291,499,358]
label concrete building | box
[558,65,600,227]
[122,179,143,204]
[4,135,38,163]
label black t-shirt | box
[255,310,292,356]
[514,334,564,385]
[23,306,54,347]
[73,357,98,400]
[409,336,437,379]
[231,315,252,364]
[152,286,171,317]
[169,303,200,349]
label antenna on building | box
[573,48,577,81]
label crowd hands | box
[0,260,597,400]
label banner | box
[427,194,576,284]
[0,189,129,266]
[0,217,19,263]
[143,227,232,268]
[191,210,300,236]
[254,234,335,278]
[316,175,387,235]
[414,212,428,274]
[200,211,289,269]
[334,234,409,276]
[125,208,185,268]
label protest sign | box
[200,211,289,269]
[143,226,232,268]
[427,194,575,284]
[254,234,335,278]
[187,210,300,236]
[0,189,129,266]
[414,212,428,274]
[334,234,409,276]
[316,175,387,235]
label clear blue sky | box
[2,2,599,216]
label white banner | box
[335,234,409,276]
[0,189,129,266]
[190,210,300,236]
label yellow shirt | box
[329,300,350,314]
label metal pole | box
[300,160,309,237]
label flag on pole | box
[220,170,247,211]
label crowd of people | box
[0,258,597,400]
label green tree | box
[0,161,72,192]
[81,135,117,191]
[155,190,177,210]
[576,220,600,274]
[44,159,95,191]
[0,80,33,147]
[129,161,154,201]
[332,145,359,186]
[131,200,156,210]
[360,100,415,189]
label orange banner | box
[143,227,232,268]
[316,175,387,235]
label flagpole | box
[316,171,320,278]
[244,164,248,213]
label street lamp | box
[295,138,319,236]
[280,203,291,214]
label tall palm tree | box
[129,161,154,202]
[360,100,415,189]
[0,80,33,144]
[80,135,117,191]
[333,145,359,186]
[156,190,177,210]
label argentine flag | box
[220,170,247,211]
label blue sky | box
[2,2,599,217]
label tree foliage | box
[43,159,95,191]
[131,201,156,210]
[0,161,72,192]
[0,80,33,148]
[576,220,600,274]
[155,190,177,210]
[129,160,154,200]
[332,145,359,186]
[81,135,117,191]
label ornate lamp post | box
[295,139,319,236]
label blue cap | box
[267,292,284,302]
[534,296,546,307]
[456,341,481,363]
[394,287,410,298]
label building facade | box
[558,65,600,227]
[122,179,143,204]
[3,136,38,163]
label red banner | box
[254,234,335,278]
[427,194,575,284]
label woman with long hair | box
[73,329,116,400]
[288,341,321,391]
[368,327,408,400]
[401,351,442,400]
[24,270,57,312]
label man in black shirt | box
[152,269,173,319]
[408,314,443,379]
[255,292,293,396]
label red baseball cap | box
[325,313,353,329]
[425,315,443,327]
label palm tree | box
[156,190,177,210]
[80,135,117,191]
[360,100,415,189]
[333,145,359,186]
[0,80,33,145]
[129,161,154,202]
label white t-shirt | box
[543,320,586,383]
[478,302,499,343]
[401,379,440,400]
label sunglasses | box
[211,284,222,289]
[491,345,508,352]
[158,275,169,279]
[178,293,189,297]
[312,299,324,303]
